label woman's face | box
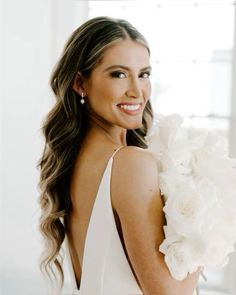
[83,39,152,130]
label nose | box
[125,77,142,98]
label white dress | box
[64,146,197,295]
[64,146,143,295]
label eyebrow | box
[104,65,152,72]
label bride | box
[38,16,200,294]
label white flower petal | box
[147,113,236,280]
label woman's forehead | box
[98,39,150,70]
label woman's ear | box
[72,72,85,95]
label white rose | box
[159,170,189,200]
[191,149,236,186]
[163,179,218,236]
[201,227,235,267]
[160,236,201,280]
[191,149,236,213]
[148,113,236,277]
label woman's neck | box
[85,125,127,147]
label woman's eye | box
[110,71,126,78]
[140,71,151,78]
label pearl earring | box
[80,92,85,104]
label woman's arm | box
[111,146,200,295]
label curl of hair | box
[37,16,154,289]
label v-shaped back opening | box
[66,146,125,291]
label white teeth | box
[119,104,140,111]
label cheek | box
[87,81,121,110]
[144,81,152,100]
[91,77,120,95]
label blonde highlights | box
[38,16,154,288]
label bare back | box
[65,140,200,295]
[65,141,128,288]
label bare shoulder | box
[111,145,160,212]
[113,145,157,167]
[112,145,159,188]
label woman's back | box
[65,142,199,295]
[65,144,144,294]
[66,142,118,284]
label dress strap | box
[111,146,125,159]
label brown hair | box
[37,16,154,288]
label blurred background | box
[1,0,236,294]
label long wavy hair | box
[38,16,154,288]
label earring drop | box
[80,92,85,104]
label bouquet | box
[145,113,236,280]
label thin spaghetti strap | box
[111,146,126,159]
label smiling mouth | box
[117,103,142,115]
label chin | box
[126,121,142,130]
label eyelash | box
[110,71,151,79]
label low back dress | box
[64,146,197,295]
[64,146,143,295]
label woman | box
[38,16,200,295]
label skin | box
[73,39,152,147]
[69,39,200,294]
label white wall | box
[1,0,54,293]
[1,0,87,294]
[226,3,236,294]
[229,2,236,159]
